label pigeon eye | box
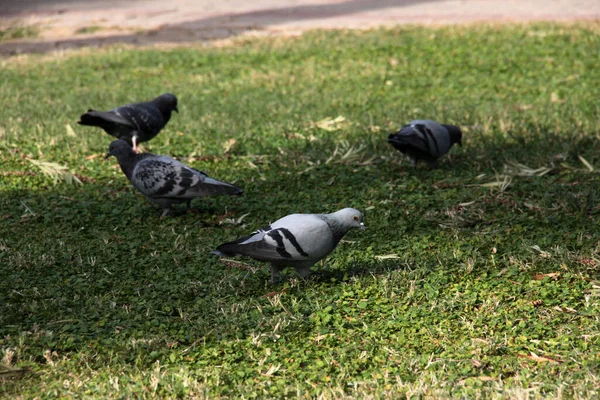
[353,215,359,221]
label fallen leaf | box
[262,364,281,376]
[517,352,561,363]
[533,272,560,280]
[85,154,99,160]
[312,333,333,343]
[65,124,77,137]
[578,155,594,172]
[263,290,287,298]
[553,306,577,314]
[315,116,347,131]
[551,92,565,103]
[27,159,82,185]
[223,138,237,153]
[530,245,550,258]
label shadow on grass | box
[1,127,598,366]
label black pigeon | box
[78,93,178,152]
[105,140,243,216]
[388,120,462,167]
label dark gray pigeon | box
[212,208,365,283]
[78,93,178,152]
[105,140,243,216]
[387,120,462,167]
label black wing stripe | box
[279,228,309,257]
[268,230,292,258]
[154,176,176,195]
[414,124,431,150]
[424,127,440,156]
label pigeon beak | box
[174,107,179,113]
[104,152,111,160]
[360,222,366,230]
[458,140,463,147]
[387,136,401,145]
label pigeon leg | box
[132,136,138,153]
[186,200,202,214]
[294,265,311,280]
[160,208,171,218]
[270,264,282,284]
[409,157,417,168]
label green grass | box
[1,24,600,398]
[0,24,39,42]
[74,26,103,35]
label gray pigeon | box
[105,140,243,216]
[212,208,365,282]
[387,120,462,167]
[78,93,178,152]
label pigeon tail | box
[211,249,237,257]
[78,111,106,127]
[201,177,244,196]
[387,133,411,145]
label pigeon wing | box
[215,215,331,262]
[115,103,165,138]
[215,227,310,262]
[78,109,137,138]
[132,156,241,199]
[389,121,450,158]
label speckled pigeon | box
[78,93,178,152]
[388,120,462,166]
[105,140,243,216]
[212,208,365,282]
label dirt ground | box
[1,0,599,55]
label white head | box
[332,208,366,230]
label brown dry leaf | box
[388,57,399,66]
[312,333,333,343]
[315,116,348,131]
[517,352,561,363]
[553,306,577,314]
[219,259,254,271]
[263,290,287,298]
[85,154,99,160]
[65,123,77,137]
[551,92,565,103]
[533,272,560,280]
[223,138,237,153]
[476,376,497,381]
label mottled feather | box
[106,140,243,216]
